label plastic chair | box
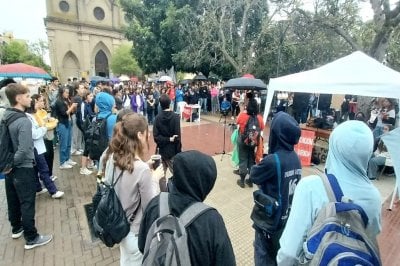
[177,101,187,120]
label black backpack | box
[0,108,26,173]
[85,113,111,161]
[92,167,131,247]
[242,114,261,148]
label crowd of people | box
[0,76,397,265]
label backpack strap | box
[179,202,212,228]
[322,174,369,227]
[111,166,124,188]
[321,174,343,202]
[274,153,282,207]
[159,192,170,217]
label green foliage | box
[0,40,50,72]
[110,43,142,76]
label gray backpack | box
[300,174,381,265]
[142,192,213,266]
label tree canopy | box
[121,0,400,78]
[110,43,142,76]
[0,40,50,72]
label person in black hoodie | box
[153,93,182,191]
[249,111,301,266]
[138,150,236,266]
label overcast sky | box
[0,0,374,44]
[0,0,47,42]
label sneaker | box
[12,228,24,239]
[72,150,83,156]
[51,191,64,199]
[51,176,58,182]
[245,179,253,187]
[233,169,240,175]
[70,149,77,155]
[66,159,77,166]
[36,188,48,195]
[59,162,73,169]
[87,161,95,169]
[236,179,245,188]
[80,167,92,175]
[24,235,53,250]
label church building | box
[45,0,127,82]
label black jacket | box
[250,111,302,230]
[138,151,236,266]
[153,110,181,159]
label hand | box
[170,135,178,142]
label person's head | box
[355,112,366,122]
[27,94,44,114]
[383,98,394,110]
[51,77,59,85]
[383,124,393,134]
[5,83,31,109]
[268,111,301,154]
[95,92,115,114]
[246,98,259,115]
[82,90,93,103]
[326,121,373,179]
[114,96,123,111]
[172,150,217,201]
[58,86,70,100]
[105,113,149,173]
[116,108,134,122]
[0,78,16,107]
[159,93,171,110]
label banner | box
[294,130,316,166]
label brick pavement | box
[0,114,397,265]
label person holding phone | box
[54,86,78,169]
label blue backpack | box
[301,174,381,266]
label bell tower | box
[45,0,127,82]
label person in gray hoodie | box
[3,83,52,250]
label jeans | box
[57,122,72,165]
[5,167,38,242]
[34,149,57,194]
[120,232,142,266]
[254,230,282,266]
[368,155,386,180]
[199,97,207,112]
[71,115,83,152]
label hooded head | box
[326,120,373,179]
[95,92,115,114]
[172,150,217,202]
[268,111,301,153]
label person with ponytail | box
[102,113,157,265]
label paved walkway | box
[0,114,397,265]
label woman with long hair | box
[54,86,78,169]
[26,94,64,198]
[103,113,157,265]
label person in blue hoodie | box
[277,120,382,265]
[95,92,117,141]
[249,111,301,266]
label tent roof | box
[263,51,400,121]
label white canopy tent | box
[263,51,400,122]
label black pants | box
[5,167,38,242]
[44,139,54,176]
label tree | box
[0,40,50,72]
[110,43,142,76]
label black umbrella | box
[179,79,192,85]
[223,77,267,90]
[193,74,207,81]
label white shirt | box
[26,113,47,155]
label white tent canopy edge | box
[263,51,400,123]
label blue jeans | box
[34,149,57,194]
[57,122,72,165]
[199,97,207,112]
[368,155,386,180]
